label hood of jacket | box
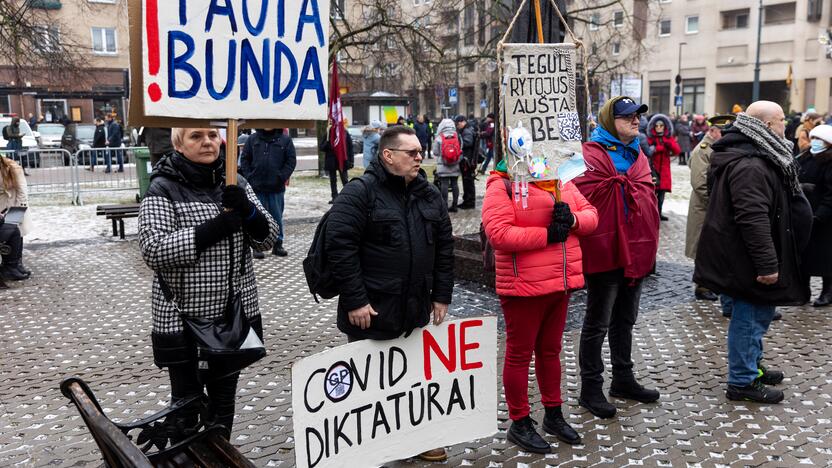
[436,118,456,136]
[151,152,225,189]
[648,114,675,136]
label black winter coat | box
[413,121,430,147]
[239,130,297,193]
[93,124,106,148]
[107,121,123,147]
[693,129,813,305]
[798,148,832,276]
[325,160,455,340]
[320,132,354,172]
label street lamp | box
[676,42,686,116]
[752,0,763,101]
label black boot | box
[542,406,581,445]
[694,285,718,301]
[506,416,551,453]
[0,263,29,281]
[726,379,784,404]
[272,240,288,257]
[758,363,784,385]
[609,376,660,403]
[813,276,832,307]
[252,249,265,259]
[578,389,616,418]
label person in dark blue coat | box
[104,114,124,173]
[239,129,296,257]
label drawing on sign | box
[140,0,329,120]
[500,43,583,181]
[291,318,498,468]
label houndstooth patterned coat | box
[138,154,278,367]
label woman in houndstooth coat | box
[138,127,278,436]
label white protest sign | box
[501,43,582,180]
[141,0,329,120]
[291,318,498,468]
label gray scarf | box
[733,113,801,195]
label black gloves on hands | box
[547,202,574,244]
[222,185,254,218]
[195,211,243,252]
[553,202,574,227]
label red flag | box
[329,60,348,171]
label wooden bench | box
[60,377,256,468]
[96,204,140,239]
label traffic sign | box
[480,99,488,109]
[449,87,458,104]
[674,95,683,107]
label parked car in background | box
[35,123,65,149]
[61,123,97,165]
[346,126,364,156]
[0,116,40,167]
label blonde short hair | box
[171,127,187,149]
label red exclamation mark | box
[146,0,162,102]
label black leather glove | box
[553,202,574,227]
[194,211,243,252]
[547,221,570,244]
[222,185,254,218]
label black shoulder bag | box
[158,237,266,383]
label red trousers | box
[500,292,569,421]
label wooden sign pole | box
[225,119,238,185]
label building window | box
[40,99,68,122]
[463,3,475,46]
[0,95,10,114]
[613,11,624,28]
[808,0,822,21]
[91,27,116,54]
[721,9,750,29]
[763,2,796,25]
[35,26,60,52]
[649,80,671,115]
[659,19,671,36]
[612,42,621,55]
[685,16,699,34]
[682,78,706,114]
[589,13,600,31]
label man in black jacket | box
[455,115,477,209]
[694,101,813,404]
[324,125,454,460]
[239,129,296,257]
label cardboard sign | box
[501,43,582,180]
[291,318,498,468]
[127,0,323,128]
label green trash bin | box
[135,148,152,201]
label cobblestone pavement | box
[3,173,832,467]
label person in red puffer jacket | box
[647,114,681,221]
[482,160,598,454]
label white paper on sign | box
[141,0,329,120]
[291,318,499,468]
[501,43,582,180]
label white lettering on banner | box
[501,43,582,180]
[142,0,329,120]
[291,318,498,468]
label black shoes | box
[694,286,718,301]
[506,416,551,454]
[609,378,661,403]
[813,292,832,307]
[458,203,475,210]
[726,378,784,404]
[448,205,458,213]
[0,264,30,281]
[758,364,784,385]
[272,241,288,257]
[578,393,617,419]
[252,250,265,259]
[542,406,581,445]
[660,214,669,221]
[773,310,783,321]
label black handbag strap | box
[158,233,248,314]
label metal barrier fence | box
[1,146,147,205]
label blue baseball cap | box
[613,97,648,117]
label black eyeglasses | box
[387,148,422,159]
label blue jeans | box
[719,295,733,316]
[256,191,284,241]
[726,296,775,386]
[104,147,124,171]
[481,148,494,173]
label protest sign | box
[291,318,498,468]
[501,43,582,180]
[127,0,325,128]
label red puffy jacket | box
[574,142,660,279]
[648,130,681,192]
[482,173,599,297]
